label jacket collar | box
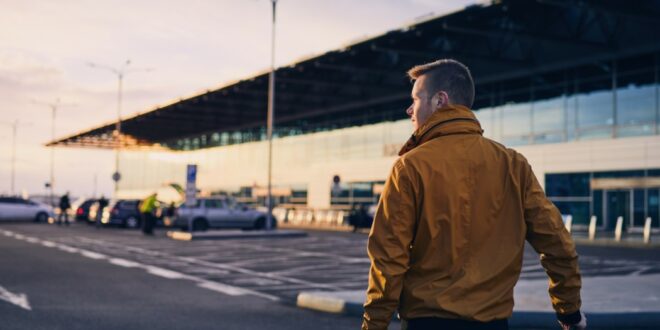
[398,104,483,156]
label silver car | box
[175,197,272,231]
[0,197,54,222]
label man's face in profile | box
[406,75,435,131]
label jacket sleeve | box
[521,158,582,316]
[362,159,418,330]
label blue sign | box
[187,165,197,183]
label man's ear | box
[433,91,449,109]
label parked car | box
[87,199,113,225]
[75,199,96,222]
[174,197,272,231]
[0,197,54,222]
[347,203,377,232]
[99,199,143,228]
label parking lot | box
[2,222,660,329]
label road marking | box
[24,237,39,244]
[57,245,80,253]
[79,251,107,260]
[145,266,188,279]
[76,237,342,290]
[1,230,276,302]
[109,258,141,268]
[0,285,31,311]
[41,241,57,248]
[197,281,250,296]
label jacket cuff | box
[557,310,581,324]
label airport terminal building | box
[50,0,660,231]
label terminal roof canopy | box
[48,0,660,150]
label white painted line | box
[0,285,31,311]
[1,230,276,301]
[41,241,57,248]
[13,234,25,240]
[145,266,188,280]
[3,231,14,237]
[79,251,107,260]
[197,281,249,296]
[109,258,141,268]
[78,236,343,290]
[24,237,39,244]
[57,245,80,253]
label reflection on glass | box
[502,103,531,136]
[648,189,659,227]
[475,108,493,139]
[553,201,590,225]
[616,84,655,137]
[534,97,564,133]
[579,127,613,140]
[534,132,564,144]
[578,89,613,133]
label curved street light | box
[32,98,76,206]
[87,60,153,197]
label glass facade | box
[546,169,660,229]
[330,181,384,207]
[476,56,659,146]
[118,120,411,207]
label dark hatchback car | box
[75,199,96,222]
[100,199,142,228]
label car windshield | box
[120,201,139,209]
[225,199,238,209]
[204,199,225,208]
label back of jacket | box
[362,105,581,329]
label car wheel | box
[125,216,139,229]
[192,218,208,232]
[35,212,48,223]
[254,217,266,230]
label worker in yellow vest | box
[140,193,159,235]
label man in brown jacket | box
[362,59,585,330]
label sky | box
[0,0,476,198]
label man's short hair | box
[407,59,475,108]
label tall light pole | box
[266,0,278,230]
[33,99,75,206]
[87,60,152,197]
[0,120,30,195]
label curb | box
[166,229,307,241]
[296,292,660,328]
[573,238,660,249]
[278,223,660,248]
[278,223,370,234]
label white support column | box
[564,215,573,233]
[643,217,652,244]
[588,215,597,241]
[614,216,624,242]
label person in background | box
[140,193,159,235]
[165,202,177,227]
[96,195,109,229]
[57,192,71,226]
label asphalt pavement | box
[0,223,376,330]
[1,221,659,329]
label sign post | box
[185,164,197,232]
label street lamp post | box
[266,0,278,230]
[0,120,30,195]
[33,99,74,206]
[87,60,152,197]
